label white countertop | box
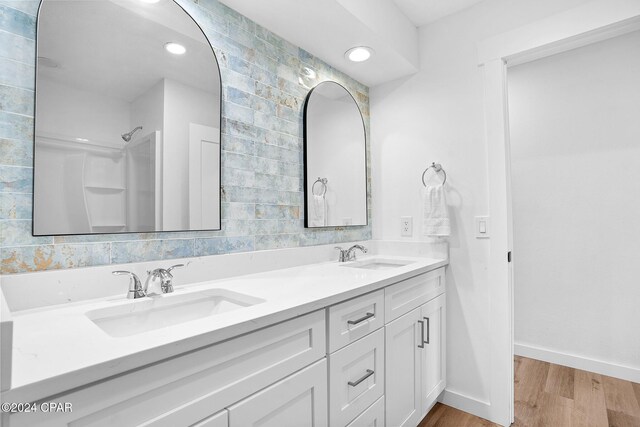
[4,255,447,402]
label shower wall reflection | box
[33,0,222,235]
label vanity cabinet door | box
[228,359,327,427]
[420,293,446,416]
[385,307,422,427]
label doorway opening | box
[478,4,640,425]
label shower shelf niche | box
[82,147,127,234]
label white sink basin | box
[342,258,414,270]
[86,289,265,338]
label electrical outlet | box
[401,216,413,237]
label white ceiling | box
[219,0,485,87]
[220,0,420,87]
[391,0,485,27]
[38,0,219,102]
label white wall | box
[36,78,130,144]
[130,80,164,142]
[508,31,640,379]
[162,79,218,230]
[370,0,592,417]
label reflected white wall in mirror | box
[304,81,367,228]
[33,0,222,235]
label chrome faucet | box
[145,264,184,296]
[335,244,368,262]
[112,271,146,299]
[347,244,368,261]
[112,264,184,299]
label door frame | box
[477,1,640,425]
[188,123,221,230]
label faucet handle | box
[335,246,348,262]
[112,271,146,299]
[166,264,184,275]
[112,270,140,282]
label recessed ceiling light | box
[164,42,186,55]
[75,137,89,142]
[345,46,373,62]
[139,0,160,3]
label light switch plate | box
[475,216,490,238]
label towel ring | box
[312,177,328,196]
[422,162,447,187]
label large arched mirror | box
[303,81,367,227]
[33,0,222,235]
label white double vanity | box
[0,243,447,427]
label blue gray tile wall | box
[0,0,371,274]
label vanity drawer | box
[329,328,384,427]
[328,290,384,353]
[345,396,384,427]
[8,310,325,427]
[385,268,445,322]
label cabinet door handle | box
[348,369,374,387]
[418,320,425,348]
[347,312,374,325]
[424,317,430,344]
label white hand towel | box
[422,185,450,237]
[310,195,325,227]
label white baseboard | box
[439,389,497,424]
[515,342,640,383]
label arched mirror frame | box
[32,0,223,236]
[302,81,369,228]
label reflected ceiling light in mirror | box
[298,66,317,88]
[302,67,317,79]
[345,46,373,62]
[164,42,186,55]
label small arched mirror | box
[33,0,221,235]
[303,81,367,227]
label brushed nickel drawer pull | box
[418,320,425,348]
[348,369,374,387]
[347,312,374,325]
[424,316,430,344]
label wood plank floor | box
[418,356,640,427]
